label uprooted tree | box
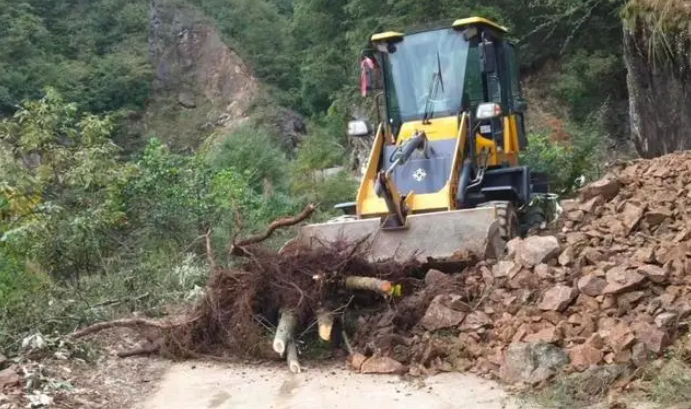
[71,203,481,373]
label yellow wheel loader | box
[286,17,550,264]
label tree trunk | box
[623,17,691,158]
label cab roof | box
[370,17,508,43]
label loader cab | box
[360,18,529,166]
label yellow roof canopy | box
[370,17,508,42]
[452,17,508,33]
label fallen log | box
[345,276,393,295]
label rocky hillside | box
[624,0,691,158]
[148,0,259,137]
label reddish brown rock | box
[420,294,470,331]
[425,269,452,287]
[492,260,521,278]
[558,246,576,267]
[646,208,673,226]
[534,264,555,280]
[576,294,600,311]
[614,348,632,364]
[460,311,492,332]
[638,264,668,284]
[568,343,604,372]
[621,203,645,234]
[578,275,607,297]
[350,353,368,371]
[603,267,645,295]
[524,325,562,344]
[580,178,621,201]
[517,236,561,267]
[633,322,670,354]
[580,195,604,213]
[539,286,578,312]
[508,269,539,290]
[581,248,605,265]
[605,322,636,352]
[360,357,405,374]
[0,366,19,390]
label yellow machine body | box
[289,17,545,263]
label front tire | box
[477,201,520,241]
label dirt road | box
[139,362,531,409]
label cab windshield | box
[382,28,470,123]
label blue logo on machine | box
[413,168,427,182]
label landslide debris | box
[57,151,691,395]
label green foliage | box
[0,88,132,278]
[521,113,607,194]
[0,0,152,115]
[551,51,625,124]
[205,124,289,192]
[289,116,357,208]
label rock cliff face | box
[623,1,691,158]
[145,0,258,148]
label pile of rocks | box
[415,151,691,384]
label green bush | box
[521,113,607,195]
[205,124,289,192]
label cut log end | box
[287,341,301,374]
[317,309,334,342]
[273,310,297,357]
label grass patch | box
[520,365,630,409]
[638,356,691,406]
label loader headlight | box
[347,120,371,137]
[476,103,502,120]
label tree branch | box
[229,203,316,256]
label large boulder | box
[419,294,470,332]
[516,236,561,267]
[499,342,569,384]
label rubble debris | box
[68,152,691,389]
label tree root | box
[71,318,175,339]
[117,343,161,358]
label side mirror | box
[347,120,370,137]
[360,57,375,97]
[476,103,502,120]
[479,41,497,73]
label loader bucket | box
[283,207,506,264]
